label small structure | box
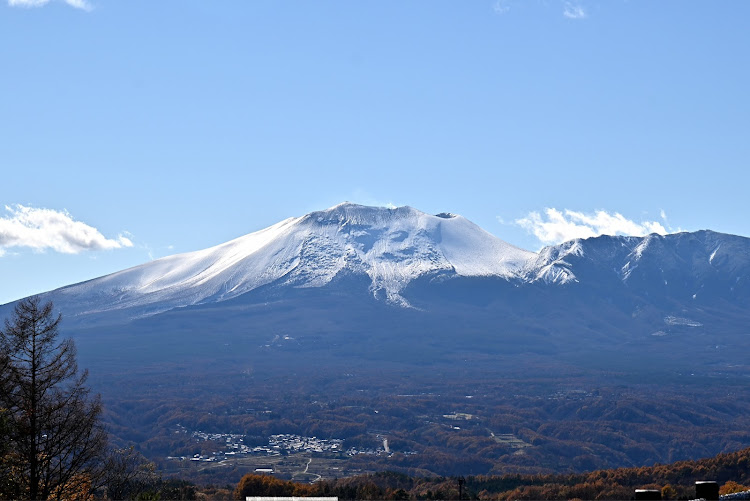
[696,481,719,500]
[635,489,662,500]
[246,498,338,501]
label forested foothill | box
[96,359,750,485]
[5,296,750,498]
[231,446,750,500]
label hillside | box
[233,446,750,500]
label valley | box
[84,345,750,484]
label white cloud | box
[491,0,588,20]
[349,189,399,210]
[516,208,668,246]
[8,0,49,6]
[7,0,91,10]
[0,205,133,255]
[64,0,91,11]
[493,0,511,14]
[563,1,587,19]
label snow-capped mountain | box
[4,203,750,334]
[44,203,535,320]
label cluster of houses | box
[636,482,750,501]
[268,434,344,453]
[168,426,422,464]
[167,427,349,463]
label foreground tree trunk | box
[0,297,107,500]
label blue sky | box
[1,0,749,304]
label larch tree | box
[0,296,107,500]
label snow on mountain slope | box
[522,240,583,284]
[51,203,536,318]
[527,230,750,301]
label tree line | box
[233,448,750,500]
[0,297,196,500]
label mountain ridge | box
[3,203,750,329]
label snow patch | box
[664,316,702,327]
[709,245,720,264]
[632,236,652,259]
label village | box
[166,426,371,463]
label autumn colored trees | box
[232,448,750,500]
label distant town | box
[166,426,393,464]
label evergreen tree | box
[0,297,107,500]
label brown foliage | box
[233,474,317,500]
[232,447,750,500]
[721,480,750,495]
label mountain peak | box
[305,202,421,226]
[301,204,477,241]
[44,203,534,323]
